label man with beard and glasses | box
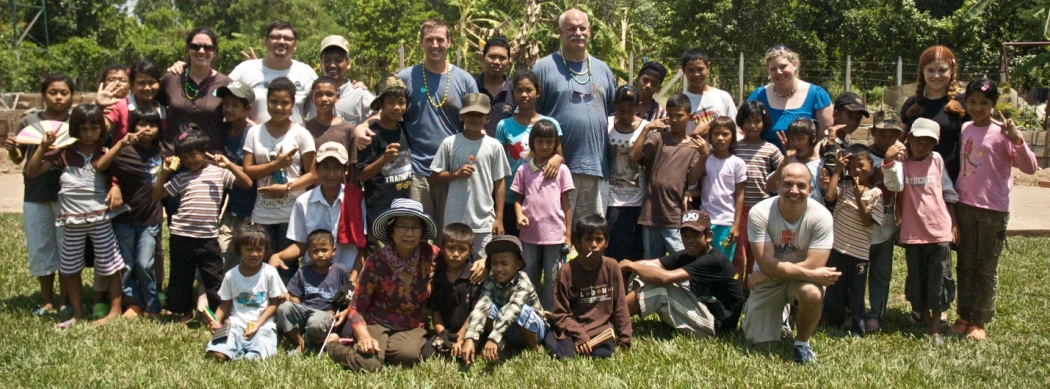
[228,20,318,124]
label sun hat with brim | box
[909,117,940,142]
[371,198,437,242]
[370,76,408,111]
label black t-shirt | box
[356,121,412,228]
[900,95,968,182]
[110,144,164,225]
[658,248,744,331]
[17,113,64,203]
[427,263,480,337]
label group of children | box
[7,52,1035,366]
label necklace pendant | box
[421,87,427,93]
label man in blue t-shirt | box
[355,18,478,230]
[532,9,616,224]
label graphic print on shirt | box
[145,155,162,186]
[608,136,641,193]
[578,283,612,304]
[304,285,336,300]
[381,150,413,191]
[775,229,804,263]
[507,139,530,163]
[961,137,983,177]
[235,291,266,307]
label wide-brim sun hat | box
[371,198,437,242]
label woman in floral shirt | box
[324,199,439,371]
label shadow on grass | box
[629,319,678,341]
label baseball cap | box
[680,210,712,233]
[216,81,255,103]
[319,35,350,57]
[484,235,524,259]
[872,111,904,133]
[909,118,940,141]
[316,141,349,164]
[834,92,870,117]
[370,76,407,111]
[459,93,491,115]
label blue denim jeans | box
[259,223,294,282]
[114,223,160,314]
[643,226,684,259]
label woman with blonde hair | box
[746,46,834,152]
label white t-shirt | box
[607,117,648,207]
[701,154,747,225]
[747,196,834,265]
[683,88,737,134]
[228,59,318,124]
[242,123,316,225]
[218,264,287,330]
[287,185,360,270]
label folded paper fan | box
[16,120,76,148]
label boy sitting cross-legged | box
[274,229,351,352]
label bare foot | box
[967,325,987,341]
[196,294,209,313]
[56,318,78,329]
[122,306,143,319]
[94,312,120,325]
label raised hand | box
[777,132,796,161]
[41,130,57,147]
[885,140,906,163]
[121,132,140,147]
[95,82,122,107]
[240,47,258,61]
[835,150,849,174]
[207,152,234,169]
[274,146,299,169]
[994,111,1023,145]
[644,117,669,132]
[689,135,709,157]
[853,176,866,199]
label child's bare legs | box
[208,351,229,362]
[513,323,540,351]
[95,273,123,325]
[37,273,57,311]
[60,272,84,321]
[285,329,305,352]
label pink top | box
[105,98,129,145]
[510,159,575,245]
[955,122,1038,212]
[882,152,959,244]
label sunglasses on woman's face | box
[187,43,216,52]
[765,45,789,54]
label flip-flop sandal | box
[950,319,970,335]
[31,307,50,316]
[56,318,77,329]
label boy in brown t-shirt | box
[630,93,706,259]
[545,215,632,359]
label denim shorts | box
[205,324,278,361]
[488,303,548,347]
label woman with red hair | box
[900,45,968,183]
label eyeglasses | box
[267,34,296,42]
[394,225,422,233]
[187,43,216,52]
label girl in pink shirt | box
[511,120,575,311]
[882,117,958,345]
[951,77,1037,341]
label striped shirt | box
[832,180,883,259]
[164,165,234,238]
[735,141,783,207]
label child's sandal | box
[950,319,969,335]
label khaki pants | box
[568,173,608,224]
[743,280,823,344]
[327,325,428,371]
[410,174,447,234]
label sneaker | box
[793,344,817,364]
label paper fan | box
[16,120,77,149]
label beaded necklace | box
[771,79,797,98]
[421,63,451,108]
[182,69,211,101]
[559,51,591,85]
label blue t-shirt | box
[397,64,479,175]
[286,263,350,311]
[494,115,562,203]
[747,84,832,152]
[222,126,257,218]
[532,52,616,177]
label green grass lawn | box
[0,213,1048,387]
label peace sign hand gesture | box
[993,111,1023,145]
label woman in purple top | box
[747,47,833,152]
[157,27,232,154]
